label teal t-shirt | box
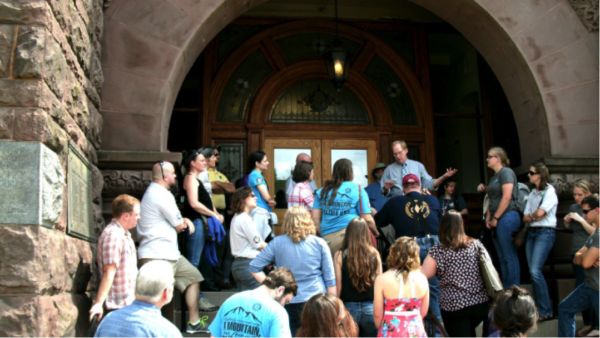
[313,181,370,236]
[248,170,272,212]
[208,289,291,337]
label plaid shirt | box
[287,182,314,211]
[97,220,138,310]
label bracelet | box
[493,216,500,220]
[485,219,491,223]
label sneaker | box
[186,318,210,334]
[199,297,219,311]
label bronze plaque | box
[67,141,94,242]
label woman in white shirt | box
[230,186,267,292]
[523,162,558,322]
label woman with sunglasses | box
[564,180,598,335]
[522,162,558,322]
[484,147,521,287]
[230,187,267,291]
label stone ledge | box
[514,156,599,174]
[97,150,182,170]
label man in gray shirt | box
[381,140,457,196]
[558,195,600,337]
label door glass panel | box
[273,148,311,208]
[331,149,369,187]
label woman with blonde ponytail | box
[373,237,429,337]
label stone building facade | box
[0,0,597,336]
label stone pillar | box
[0,1,105,335]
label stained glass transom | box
[269,78,370,124]
[215,143,244,183]
[276,34,360,64]
[365,55,417,125]
[217,25,261,62]
[216,50,273,122]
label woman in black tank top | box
[180,150,224,271]
[334,218,382,337]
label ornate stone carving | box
[551,173,599,198]
[102,170,152,199]
[569,0,599,32]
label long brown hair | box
[531,162,550,191]
[387,237,420,279]
[297,293,358,337]
[438,211,473,250]
[320,159,353,206]
[341,218,380,293]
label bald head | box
[152,161,174,182]
[296,153,312,164]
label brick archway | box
[100,0,598,164]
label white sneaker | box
[199,297,219,311]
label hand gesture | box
[477,183,487,193]
[444,168,458,178]
[89,302,104,322]
[570,212,585,224]
[564,214,572,223]
[217,214,224,224]
[268,200,276,208]
[383,181,395,190]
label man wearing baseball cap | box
[375,173,444,335]
[365,163,391,213]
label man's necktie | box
[402,163,408,177]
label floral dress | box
[377,271,427,338]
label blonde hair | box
[283,207,316,243]
[574,179,592,195]
[387,237,420,279]
[392,140,408,150]
[489,147,510,167]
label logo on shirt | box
[405,199,430,219]
[253,236,261,244]
[256,178,263,184]
[252,303,262,311]
[176,212,182,220]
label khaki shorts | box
[322,228,346,257]
[139,256,203,293]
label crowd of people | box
[89,141,599,338]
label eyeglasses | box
[156,161,165,178]
[583,209,591,214]
[214,152,220,157]
[528,171,539,176]
[486,155,498,159]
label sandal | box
[537,314,555,322]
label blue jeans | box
[231,257,261,292]
[572,254,599,328]
[344,301,378,337]
[525,227,555,316]
[491,210,521,287]
[559,284,600,337]
[416,234,443,337]
[185,218,205,268]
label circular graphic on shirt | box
[253,236,261,244]
[176,212,182,220]
[345,188,351,194]
[253,303,262,311]
[405,200,430,219]
[256,178,263,184]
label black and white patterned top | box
[428,240,489,312]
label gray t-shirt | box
[584,228,599,291]
[487,167,518,215]
[569,204,590,255]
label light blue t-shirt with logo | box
[248,170,272,212]
[208,289,291,337]
[313,181,371,236]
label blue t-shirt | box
[208,289,291,337]
[365,181,391,212]
[248,170,272,212]
[375,191,442,238]
[313,182,371,236]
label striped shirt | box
[97,220,137,310]
[287,182,314,211]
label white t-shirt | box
[137,182,183,261]
[524,185,558,227]
[197,170,212,197]
[231,213,264,259]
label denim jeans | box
[525,227,555,316]
[285,302,305,337]
[558,284,600,337]
[231,257,261,292]
[416,234,443,337]
[344,301,378,337]
[572,254,599,328]
[185,218,205,268]
[491,210,521,287]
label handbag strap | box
[358,184,364,215]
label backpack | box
[514,182,530,214]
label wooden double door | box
[264,138,377,231]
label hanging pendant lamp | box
[324,0,351,91]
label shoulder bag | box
[512,187,546,248]
[476,240,504,299]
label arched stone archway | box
[100,0,598,165]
